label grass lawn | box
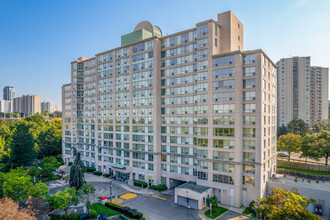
[205,206,228,218]
[242,207,256,217]
[91,203,120,217]
[277,166,330,176]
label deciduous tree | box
[0,198,36,220]
[78,184,96,214]
[256,188,321,220]
[301,133,320,163]
[2,167,33,201]
[287,119,309,136]
[277,133,301,162]
[49,187,78,217]
[41,156,60,178]
[316,130,330,166]
[311,119,330,133]
[28,182,49,199]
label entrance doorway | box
[170,179,186,189]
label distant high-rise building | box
[62,11,277,208]
[41,101,56,113]
[310,67,329,124]
[3,86,16,101]
[0,100,13,113]
[13,95,41,116]
[277,57,329,126]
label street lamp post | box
[187,206,190,220]
[109,180,112,203]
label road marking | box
[67,206,74,215]
[152,195,167,200]
[110,198,124,204]
[120,193,137,200]
[121,202,129,207]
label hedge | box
[85,166,96,172]
[103,173,111,178]
[105,202,143,219]
[93,171,103,176]
[49,214,80,220]
[133,180,147,188]
[149,184,167,191]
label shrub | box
[93,171,103,176]
[68,162,73,166]
[206,196,218,208]
[90,209,97,219]
[105,202,143,219]
[133,180,147,188]
[149,184,167,191]
[103,173,111,178]
[85,166,96,172]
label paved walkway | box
[85,174,156,195]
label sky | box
[0,0,330,109]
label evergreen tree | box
[69,148,85,190]
[10,122,35,168]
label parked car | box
[80,214,92,220]
[97,213,107,220]
[277,152,289,158]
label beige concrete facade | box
[62,11,277,208]
[310,67,329,124]
[0,100,13,113]
[277,57,329,126]
[41,101,56,113]
[13,95,41,116]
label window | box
[213,174,234,185]
[197,171,208,180]
[213,56,234,67]
[243,79,256,89]
[243,176,255,186]
[244,54,255,64]
[243,128,256,137]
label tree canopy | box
[277,133,301,161]
[256,188,321,220]
[49,187,78,217]
[287,119,309,136]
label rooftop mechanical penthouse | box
[62,11,277,208]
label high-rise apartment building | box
[41,101,56,113]
[310,67,329,124]
[277,57,328,126]
[3,86,16,101]
[62,11,277,208]
[13,95,41,116]
[0,100,13,113]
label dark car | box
[277,152,289,158]
[97,213,107,220]
[80,214,92,220]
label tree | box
[316,130,330,166]
[28,182,49,199]
[301,133,320,163]
[10,121,35,168]
[287,119,309,136]
[25,197,50,219]
[49,187,78,217]
[78,184,96,214]
[69,148,85,190]
[256,188,321,220]
[277,133,301,162]
[277,125,288,138]
[41,156,60,178]
[2,167,33,201]
[0,198,36,220]
[27,163,41,178]
[311,119,330,133]
[37,124,62,158]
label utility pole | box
[109,180,112,203]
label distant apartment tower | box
[62,11,277,208]
[310,67,329,124]
[0,100,13,113]
[41,101,56,113]
[13,95,41,116]
[3,86,16,101]
[277,57,328,126]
